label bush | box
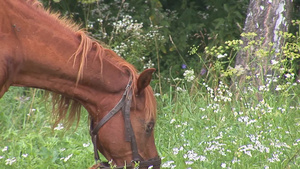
[41,0,249,91]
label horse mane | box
[25,1,156,128]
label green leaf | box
[224,3,229,12]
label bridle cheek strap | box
[122,89,143,161]
[90,80,131,163]
[89,97,126,163]
[89,79,161,168]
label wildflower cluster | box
[113,15,143,35]
[111,18,164,70]
[203,81,232,103]
[0,146,29,166]
[240,32,258,40]
[189,38,243,89]
[204,46,227,59]
[85,0,166,71]
[183,69,195,82]
[224,39,243,50]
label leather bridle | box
[89,79,161,169]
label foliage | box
[186,22,300,92]
[40,0,249,86]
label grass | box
[0,87,94,168]
[156,78,300,169]
[0,79,299,168]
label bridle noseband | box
[89,79,161,169]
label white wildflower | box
[173,148,180,155]
[275,85,282,91]
[61,154,73,162]
[231,157,240,164]
[2,146,8,152]
[176,87,186,92]
[185,161,194,165]
[271,60,279,65]
[154,93,160,97]
[5,157,16,165]
[217,53,227,59]
[183,69,195,82]
[162,161,176,168]
[54,123,64,130]
[83,143,90,147]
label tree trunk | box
[234,0,292,90]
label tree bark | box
[234,0,292,89]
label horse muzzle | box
[90,156,161,169]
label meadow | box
[1,1,299,168]
[0,75,299,168]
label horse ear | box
[137,68,155,94]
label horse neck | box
[1,0,130,117]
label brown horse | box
[0,0,160,168]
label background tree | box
[234,0,292,91]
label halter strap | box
[91,80,131,136]
[90,80,132,163]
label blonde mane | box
[26,0,156,127]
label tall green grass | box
[0,79,299,168]
[0,87,95,168]
[156,80,300,169]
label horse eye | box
[146,121,155,133]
